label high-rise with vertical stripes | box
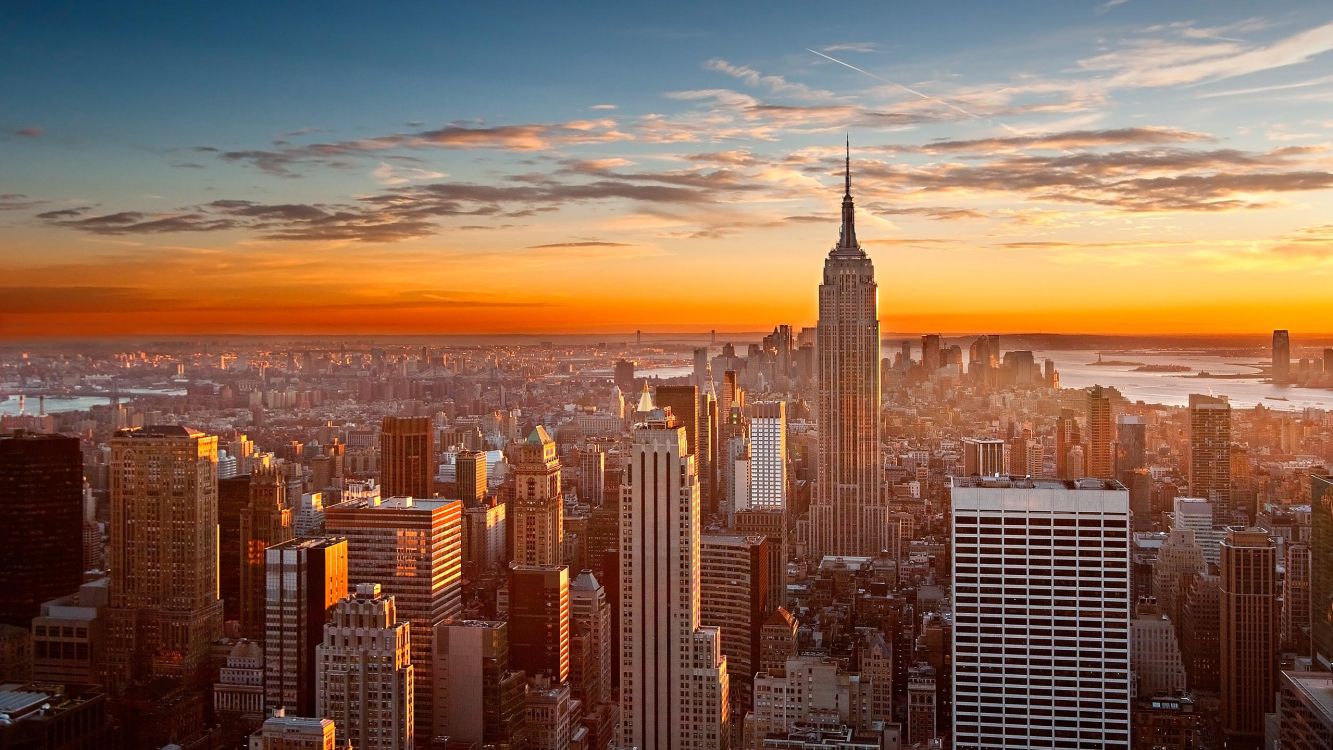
[810,142,881,558]
[619,407,729,750]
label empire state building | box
[810,143,884,558]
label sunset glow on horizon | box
[4,3,1333,338]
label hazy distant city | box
[6,3,1333,750]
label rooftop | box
[1283,671,1333,723]
[951,475,1126,492]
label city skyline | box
[5,3,1333,337]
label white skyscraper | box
[748,401,787,511]
[620,407,730,750]
[1173,496,1224,565]
[951,477,1131,750]
[810,142,882,558]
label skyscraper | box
[324,496,462,740]
[747,401,787,511]
[0,431,83,627]
[570,569,613,707]
[655,385,699,458]
[1086,385,1114,479]
[239,466,294,641]
[455,448,487,507]
[620,410,730,750]
[437,620,528,749]
[507,564,570,683]
[1219,527,1277,748]
[951,476,1131,750]
[512,426,563,566]
[1273,329,1291,384]
[1189,394,1234,522]
[1055,408,1079,479]
[811,143,882,558]
[700,534,772,720]
[316,583,413,750]
[380,416,433,499]
[104,425,224,686]
[265,537,349,717]
[1311,475,1333,668]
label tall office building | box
[1115,415,1146,474]
[1189,394,1233,522]
[960,438,1005,477]
[620,411,730,750]
[1273,329,1291,384]
[508,564,570,682]
[512,426,563,566]
[1055,408,1078,479]
[1173,496,1225,566]
[1086,385,1114,479]
[0,431,83,627]
[316,583,413,750]
[570,569,614,706]
[265,537,349,717]
[579,444,606,508]
[1283,542,1312,655]
[240,467,294,641]
[455,449,487,507]
[324,496,462,740]
[380,416,433,499]
[104,425,224,686]
[656,385,699,458]
[437,620,528,749]
[218,474,252,624]
[747,402,787,511]
[699,388,718,517]
[811,144,882,559]
[700,534,772,719]
[951,477,1131,750]
[1311,475,1333,668]
[1219,527,1277,748]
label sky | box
[3,1,1333,338]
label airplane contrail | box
[806,48,1022,135]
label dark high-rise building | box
[1179,571,1222,694]
[1273,329,1291,384]
[217,474,251,624]
[614,359,635,394]
[507,564,570,683]
[1115,415,1146,475]
[238,467,293,641]
[656,385,699,458]
[380,415,433,499]
[1310,475,1333,668]
[1219,527,1277,748]
[0,431,83,627]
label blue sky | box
[3,1,1333,335]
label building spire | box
[837,136,859,252]
[845,134,851,198]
